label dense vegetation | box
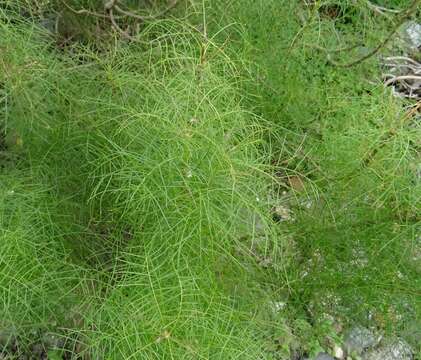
[0,0,420,359]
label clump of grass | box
[210,0,420,353]
[1,11,287,358]
[1,0,420,358]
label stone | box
[333,344,345,359]
[402,22,421,50]
[343,326,377,355]
[314,353,335,360]
[364,339,413,360]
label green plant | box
[0,0,420,358]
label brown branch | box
[108,7,150,44]
[113,0,178,21]
[384,75,421,86]
[60,0,113,18]
[62,0,179,42]
[104,0,118,11]
[383,56,421,66]
[108,7,133,40]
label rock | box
[271,300,287,313]
[401,21,421,50]
[364,339,413,360]
[333,344,345,359]
[343,326,377,355]
[314,353,335,360]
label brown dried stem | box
[113,0,178,21]
[61,0,178,42]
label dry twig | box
[384,75,421,86]
[61,0,178,42]
[61,0,117,18]
[113,0,178,21]
[382,56,421,98]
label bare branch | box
[108,7,132,40]
[384,75,421,86]
[61,0,112,18]
[383,56,421,66]
[113,0,178,21]
[61,0,179,42]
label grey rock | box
[402,21,421,50]
[314,353,335,360]
[344,326,377,355]
[364,339,413,360]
